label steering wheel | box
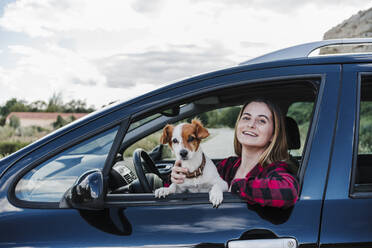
[133,148,165,193]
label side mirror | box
[59,169,104,210]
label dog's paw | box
[209,186,223,208]
[154,187,171,198]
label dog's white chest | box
[180,177,211,193]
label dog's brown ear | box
[160,124,174,144]
[192,119,209,140]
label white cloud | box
[0,62,149,108]
[2,1,369,60]
[192,0,372,13]
[0,66,14,89]
[0,44,111,107]
[0,0,371,108]
[97,43,234,88]
[59,82,160,109]
[0,0,150,37]
[8,44,106,87]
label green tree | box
[53,115,68,129]
[64,99,94,113]
[0,117,6,126]
[219,106,241,128]
[187,106,241,128]
[287,102,313,125]
[29,100,47,112]
[359,102,372,153]
[0,98,30,117]
[9,115,20,129]
[46,92,64,112]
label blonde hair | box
[233,98,289,166]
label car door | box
[100,64,342,247]
[0,64,340,247]
[319,64,372,247]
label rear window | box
[353,77,372,192]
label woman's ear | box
[160,124,174,145]
[192,119,209,140]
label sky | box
[0,0,371,109]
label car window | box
[354,78,372,192]
[128,113,162,132]
[190,106,239,159]
[15,126,119,202]
[359,101,372,155]
[287,102,314,156]
[113,79,319,202]
[124,106,239,160]
[125,102,314,162]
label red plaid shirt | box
[217,157,299,208]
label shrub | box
[53,115,68,129]
[0,116,6,126]
[9,115,20,129]
[219,106,241,128]
[0,126,15,140]
[124,132,162,157]
[359,121,372,153]
[188,106,241,128]
[287,102,314,125]
[0,141,29,157]
[19,126,46,137]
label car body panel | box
[319,64,372,246]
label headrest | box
[285,116,301,150]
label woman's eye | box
[187,136,195,142]
[259,119,266,124]
[172,138,179,144]
[242,116,250,121]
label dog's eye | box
[187,136,195,142]
[172,138,179,144]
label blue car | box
[1,38,372,247]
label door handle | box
[228,238,297,248]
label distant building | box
[6,112,88,128]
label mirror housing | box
[59,169,104,210]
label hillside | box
[321,7,372,54]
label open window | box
[107,78,319,205]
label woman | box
[171,98,299,208]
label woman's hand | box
[171,160,189,184]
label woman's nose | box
[247,119,256,128]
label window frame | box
[8,119,129,209]
[350,73,372,198]
[108,77,321,207]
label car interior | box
[107,78,320,196]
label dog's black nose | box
[180,149,188,159]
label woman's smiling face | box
[236,101,274,151]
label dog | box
[154,119,228,207]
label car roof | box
[239,38,372,67]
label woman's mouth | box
[242,131,258,137]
